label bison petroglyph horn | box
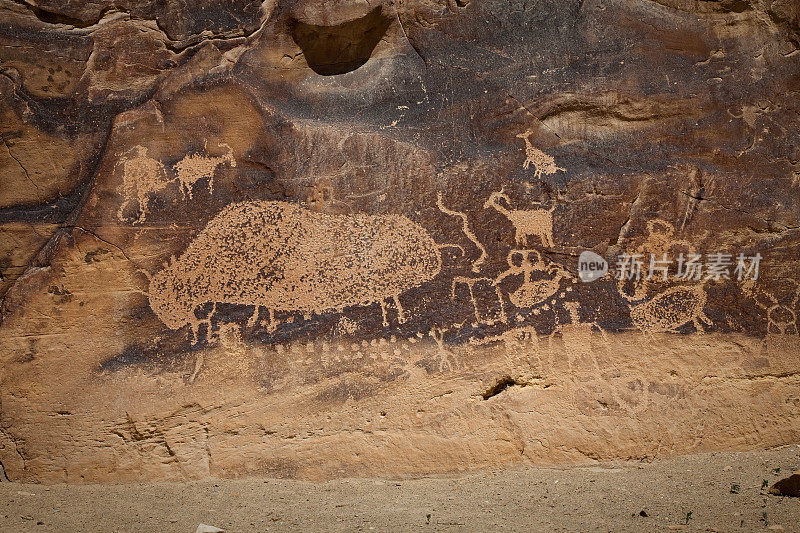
[147,200,449,342]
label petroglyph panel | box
[1,0,799,483]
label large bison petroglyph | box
[147,201,446,341]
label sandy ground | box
[1,446,799,532]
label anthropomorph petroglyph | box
[516,130,565,179]
[116,146,171,224]
[495,249,570,309]
[437,192,487,273]
[147,200,446,342]
[484,187,556,247]
[173,142,236,200]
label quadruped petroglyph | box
[147,200,445,342]
[516,130,565,180]
[484,187,556,247]
[173,142,236,200]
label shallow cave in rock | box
[289,6,392,76]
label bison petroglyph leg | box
[379,300,389,327]
[247,306,261,328]
[265,308,276,333]
[393,295,406,324]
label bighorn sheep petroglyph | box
[147,200,451,342]
[484,187,556,247]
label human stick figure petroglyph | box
[484,187,556,247]
[516,130,565,179]
[146,200,454,343]
[436,192,488,273]
[173,142,236,200]
[116,146,172,224]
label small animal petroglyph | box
[173,142,236,200]
[436,192,488,273]
[484,187,556,247]
[147,200,445,342]
[516,130,565,179]
[627,283,711,334]
[116,146,171,224]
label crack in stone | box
[1,135,40,201]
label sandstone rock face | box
[1,0,799,482]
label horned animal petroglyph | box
[116,146,171,224]
[147,200,446,342]
[516,130,565,179]
[173,142,236,200]
[484,188,556,247]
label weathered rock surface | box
[0,0,799,482]
[769,469,800,497]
